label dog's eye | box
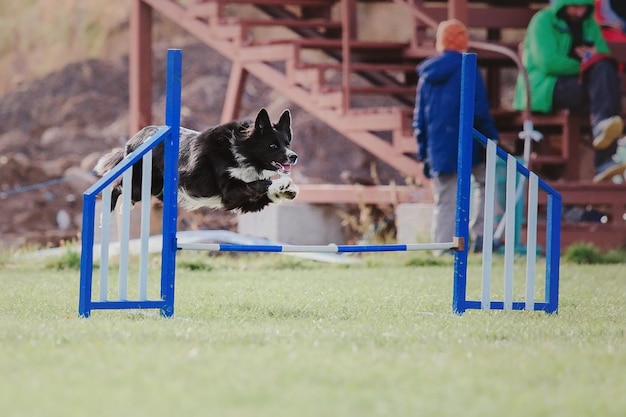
[269,143,278,149]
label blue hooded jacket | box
[413,51,499,176]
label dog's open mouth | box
[271,162,292,174]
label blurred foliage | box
[564,242,626,265]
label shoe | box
[593,159,626,182]
[592,116,624,150]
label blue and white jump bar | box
[452,53,560,315]
[78,50,560,318]
[78,50,182,318]
[177,242,458,253]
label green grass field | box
[1,251,624,417]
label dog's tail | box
[93,147,125,177]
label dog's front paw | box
[268,175,299,203]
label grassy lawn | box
[0,251,624,417]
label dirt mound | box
[0,42,404,249]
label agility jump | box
[78,49,561,318]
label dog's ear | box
[254,108,272,132]
[276,109,291,132]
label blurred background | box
[0,0,407,249]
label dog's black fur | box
[94,108,299,213]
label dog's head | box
[240,108,298,176]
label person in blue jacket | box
[413,19,499,254]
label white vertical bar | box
[481,140,497,309]
[138,151,152,301]
[525,173,538,310]
[99,186,112,301]
[118,169,133,300]
[503,155,516,310]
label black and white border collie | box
[94,108,299,213]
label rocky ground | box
[0,41,405,249]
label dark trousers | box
[552,59,621,167]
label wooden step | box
[334,107,408,131]
[212,21,339,45]
[402,44,437,60]
[288,61,417,94]
[295,61,418,85]
[530,155,567,167]
[289,38,409,53]
[320,84,416,96]
[187,2,221,18]
[295,61,417,73]
[312,90,343,108]
[209,23,245,41]
[237,43,296,62]
[220,17,342,31]
[422,4,540,30]
[216,0,337,5]
[273,38,410,61]
[288,67,324,92]
[493,109,590,129]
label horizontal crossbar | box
[177,242,457,253]
[462,300,556,313]
[86,300,168,310]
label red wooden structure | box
[129,0,626,250]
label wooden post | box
[341,0,357,113]
[486,28,501,107]
[130,0,153,135]
[221,60,248,124]
[448,0,468,24]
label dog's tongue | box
[272,162,292,174]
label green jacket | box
[513,0,611,113]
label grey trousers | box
[431,163,487,244]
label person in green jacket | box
[514,0,626,182]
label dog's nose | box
[288,152,298,165]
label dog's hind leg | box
[98,186,121,228]
[110,187,122,213]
